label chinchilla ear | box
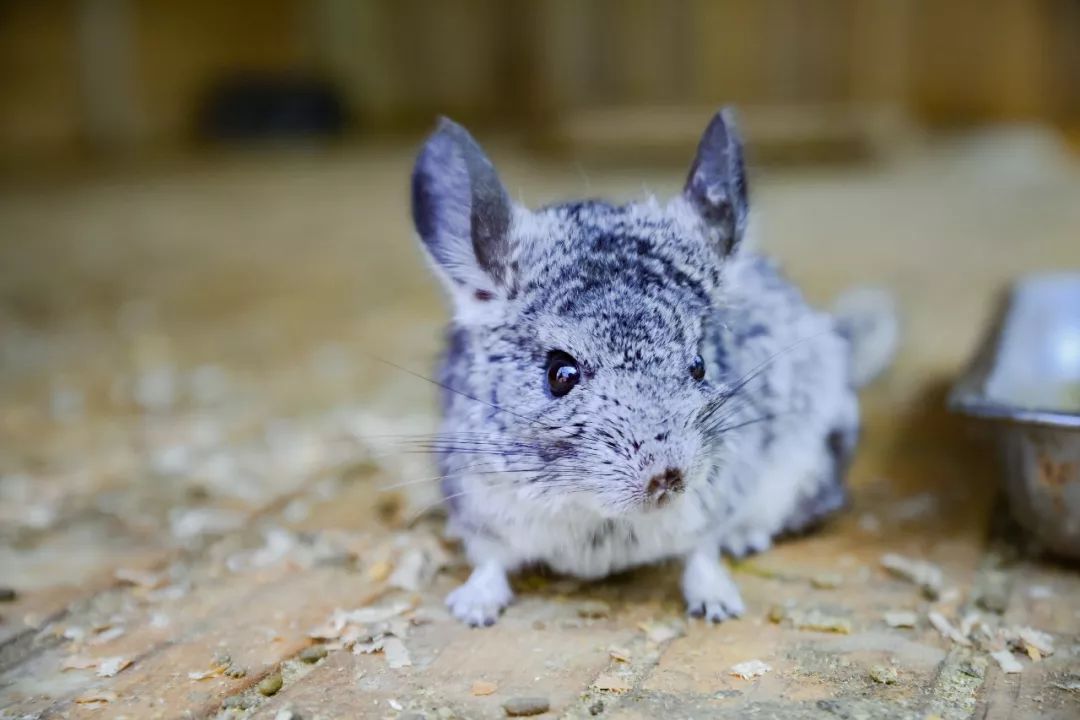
[411,117,513,305]
[683,107,749,257]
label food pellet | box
[299,644,328,663]
[258,672,284,696]
[503,696,550,716]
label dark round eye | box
[689,354,706,381]
[546,350,580,397]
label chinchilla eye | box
[689,354,706,381]
[546,350,580,397]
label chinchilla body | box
[411,109,897,625]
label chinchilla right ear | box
[411,118,514,315]
[683,107,749,258]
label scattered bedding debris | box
[608,646,631,663]
[869,664,898,684]
[880,553,944,599]
[592,673,632,692]
[114,567,167,589]
[62,656,98,671]
[386,533,451,592]
[959,611,981,638]
[858,513,882,534]
[89,626,126,645]
[1008,626,1054,659]
[990,650,1023,674]
[577,600,612,619]
[188,651,244,680]
[75,689,119,705]
[928,611,971,647]
[1027,585,1054,600]
[382,636,412,669]
[62,654,132,677]
[471,680,498,696]
[811,573,843,589]
[883,611,917,628]
[975,572,1010,613]
[788,608,852,634]
[730,660,772,679]
[169,507,245,541]
[638,619,685,644]
[96,656,132,678]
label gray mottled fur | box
[410,108,894,626]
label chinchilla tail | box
[832,286,900,389]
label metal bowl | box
[949,273,1080,559]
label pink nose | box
[646,468,685,505]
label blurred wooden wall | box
[1,0,1077,163]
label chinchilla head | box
[411,109,752,516]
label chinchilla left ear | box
[683,107,749,257]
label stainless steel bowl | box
[949,273,1080,559]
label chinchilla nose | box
[646,467,686,506]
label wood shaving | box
[883,610,917,628]
[367,560,393,583]
[352,639,385,655]
[880,553,944,598]
[810,573,843,589]
[387,535,450,592]
[114,567,167,589]
[990,650,1023,674]
[188,652,235,680]
[382,636,412,669]
[577,600,612,619]
[96,656,132,677]
[1008,626,1054,658]
[789,609,852,634]
[608,646,631,663]
[471,680,498,696]
[89,626,126,645]
[59,650,133,677]
[1027,585,1054,599]
[62,626,88,642]
[928,611,971,647]
[309,601,413,640]
[730,660,772,679]
[592,673,632,692]
[959,612,981,637]
[75,690,119,704]
[62,655,99,671]
[638,619,685,644]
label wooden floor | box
[2,131,1079,719]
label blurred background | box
[2,0,1080,599]
[1,0,1078,165]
